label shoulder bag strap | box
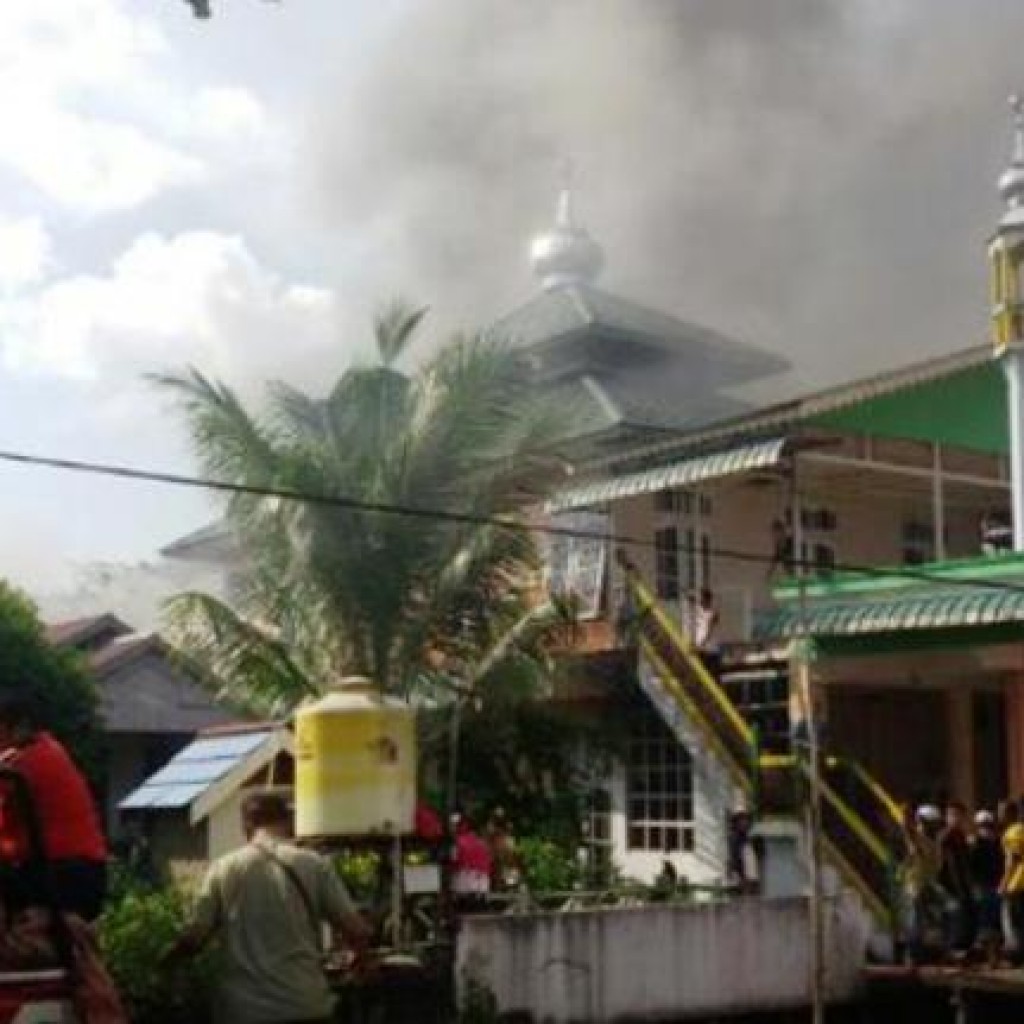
[253,841,319,938]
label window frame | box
[624,714,695,854]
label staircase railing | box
[624,568,757,792]
[757,753,901,926]
[621,564,902,927]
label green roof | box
[760,553,1024,653]
[808,361,1008,455]
[758,585,1024,642]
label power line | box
[1,446,1024,594]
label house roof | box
[578,344,1002,475]
[757,552,1024,650]
[489,283,789,387]
[546,436,792,513]
[119,726,293,824]
[45,614,131,650]
[47,612,238,735]
[160,521,235,561]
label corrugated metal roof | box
[488,284,788,380]
[756,585,1024,641]
[545,437,789,513]
[119,730,272,811]
[578,345,995,474]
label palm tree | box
[154,304,576,716]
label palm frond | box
[374,301,429,367]
[164,591,318,717]
[149,368,283,491]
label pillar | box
[1006,675,1024,797]
[1002,347,1024,551]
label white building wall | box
[207,790,247,860]
[457,896,868,1023]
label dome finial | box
[529,160,604,290]
[999,93,1024,220]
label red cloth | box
[455,826,492,875]
[414,803,443,841]
[0,733,106,863]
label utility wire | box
[1,446,1024,594]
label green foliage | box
[98,882,214,1024]
[333,849,381,903]
[0,580,101,776]
[157,303,579,715]
[517,836,584,893]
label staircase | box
[624,568,902,927]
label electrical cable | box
[2,445,1024,594]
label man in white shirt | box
[165,791,369,1024]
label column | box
[1002,346,1024,551]
[1006,675,1024,796]
[932,444,946,560]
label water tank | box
[294,676,416,838]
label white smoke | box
[305,0,1024,385]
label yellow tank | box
[294,676,416,838]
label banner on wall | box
[544,512,610,620]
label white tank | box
[294,676,416,838]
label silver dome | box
[529,187,604,290]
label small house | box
[119,724,294,870]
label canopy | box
[757,585,1024,641]
[545,436,789,513]
[808,360,1008,455]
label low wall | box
[456,897,867,1022]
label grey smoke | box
[306,0,1024,387]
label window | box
[625,713,695,853]
[655,526,680,600]
[545,512,610,618]
[795,506,837,577]
[901,519,934,566]
[800,508,837,532]
[721,668,791,755]
[653,490,712,517]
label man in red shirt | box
[0,694,108,921]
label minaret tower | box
[991,95,1024,550]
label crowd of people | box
[899,796,1024,966]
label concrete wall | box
[457,897,867,1023]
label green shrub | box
[99,883,215,1024]
[517,836,583,893]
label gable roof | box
[119,726,293,824]
[160,522,235,561]
[46,614,132,650]
[47,612,239,735]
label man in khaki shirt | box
[166,791,369,1023]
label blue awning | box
[119,730,273,811]
[545,437,790,513]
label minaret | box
[991,96,1024,550]
[529,162,605,291]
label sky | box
[3,0,1024,608]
